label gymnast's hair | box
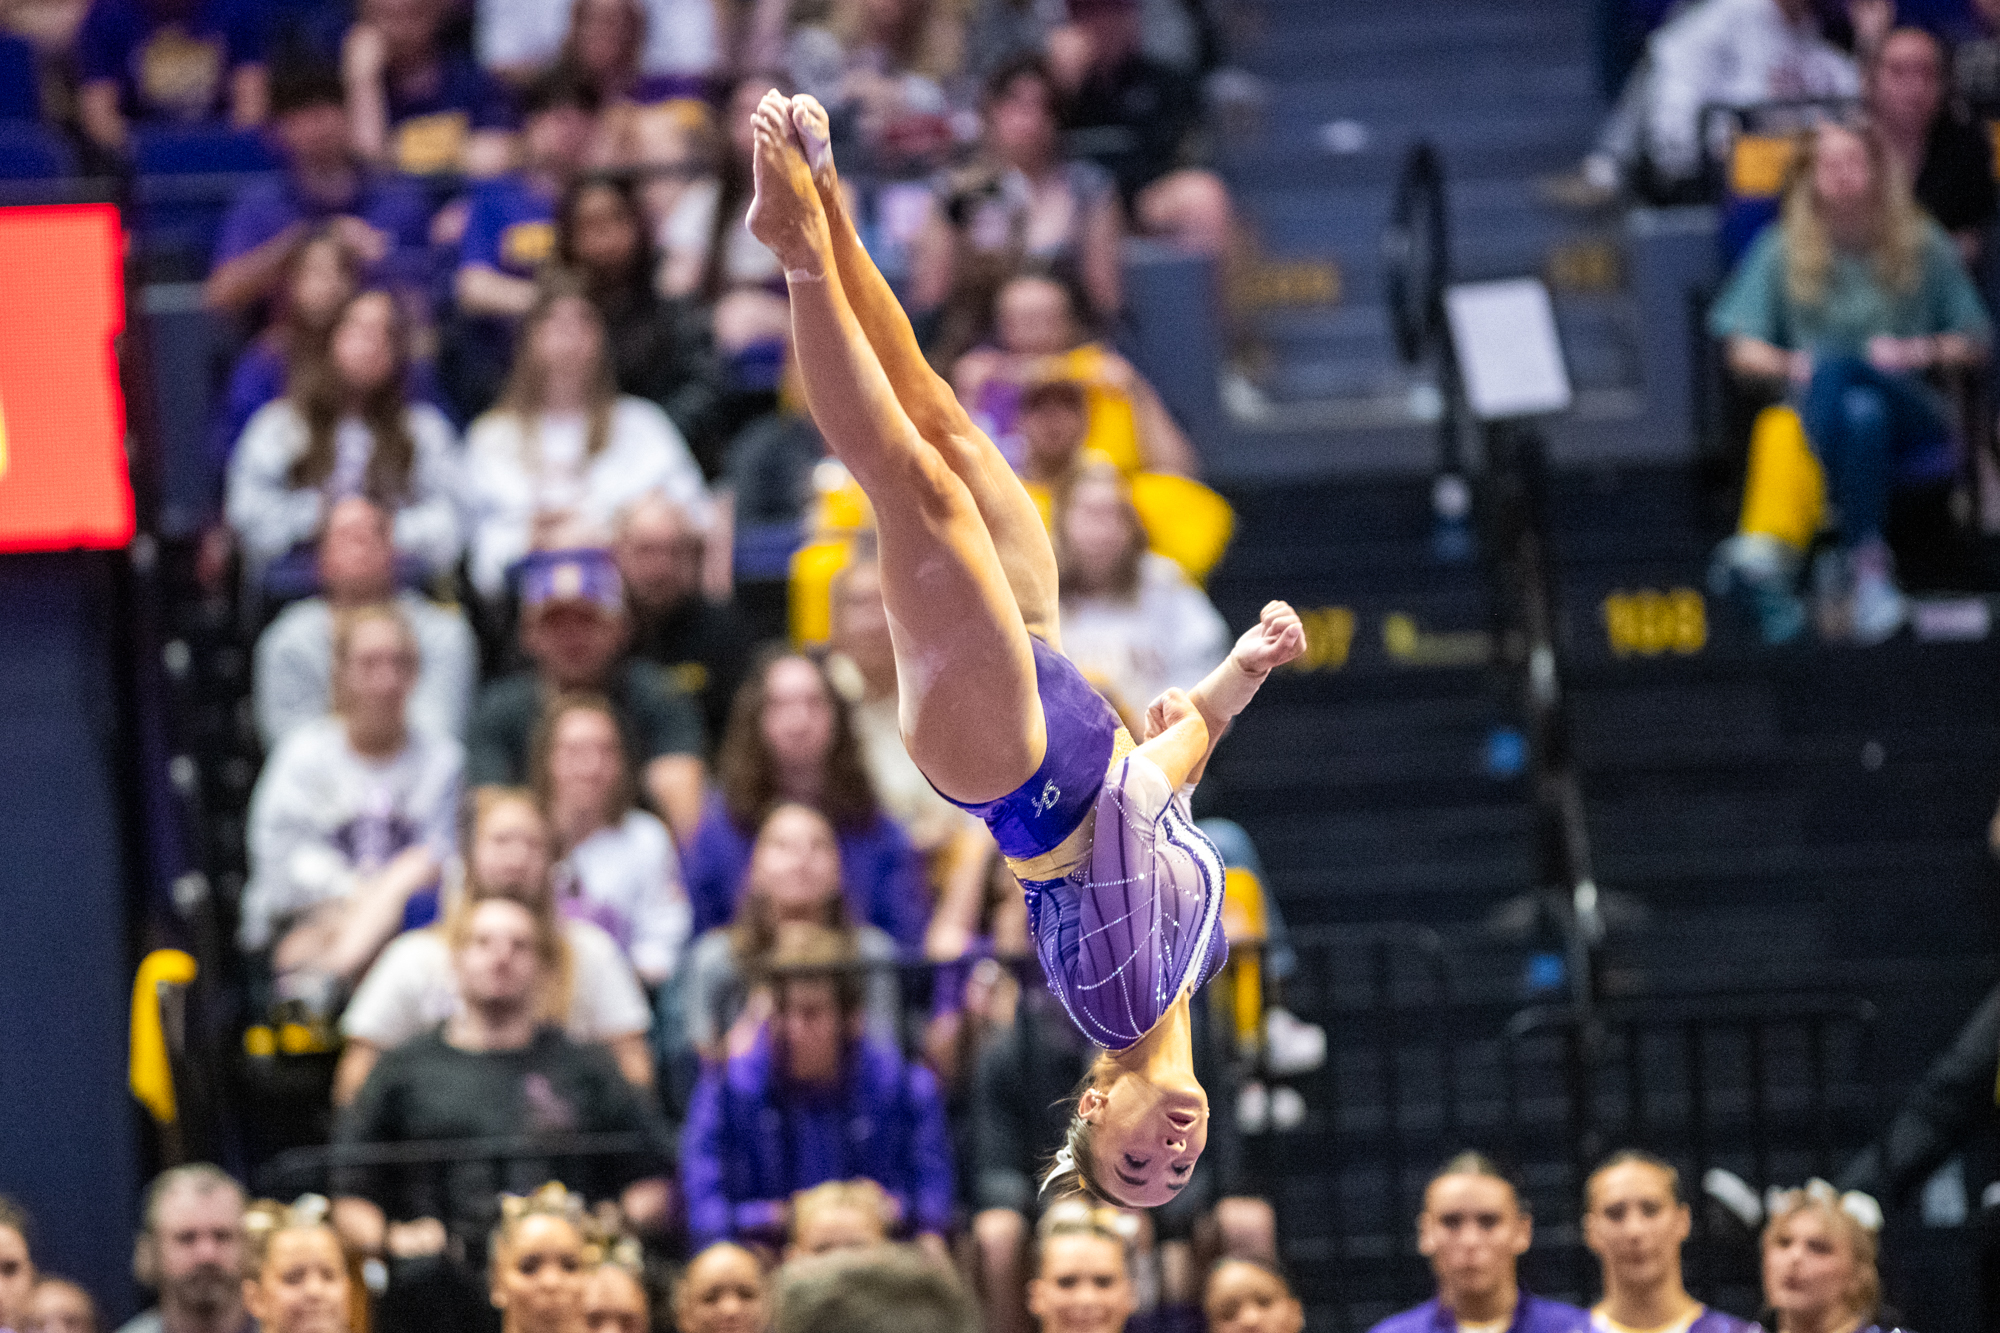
[1040,1060,1117,1203]
[1586,1149,1683,1206]
[1426,1151,1529,1213]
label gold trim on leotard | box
[1002,727,1135,884]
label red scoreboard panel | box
[0,204,134,551]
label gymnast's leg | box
[745,93,1044,804]
[788,94,1062,647]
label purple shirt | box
[386,53,519,133]
[1687,1311,1761,1333]
[1367,1294,1591,1333]
[680,1026,955,1247]
[680,792,927,948]
[457,173,556,280]
[77,0,262,122]
[213,170,433,279]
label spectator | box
[1027,1206,1134,1333]
[211,229,362,475]
[255,497,478,747]
[1583,1152,1756,1333]
[614,492,757,751]
[1760,1185,1892,1333]
[236,1199,350,1333]
[462,273,709,602]
[330,892,675,1257]
[115,1167,250,1333]
[785,1180,894,1260]
[241,603,461,1004]
[344,0,519,177]
[662,77,784,301]
[783,0,960,174]
[454,68,598,319]
[1709,122,1990,644]
[680,928,955,1251]
[0,1200,30,1333]
[1953,0,2000,118]
[1054,462,1227,715]
[681,652,927,946]
[953,271,1196,479]
[970,990,1269,1333]
[1364,1153,1589,1333]
[825,556,994,961]
[533,691,693,986]
[680,802,902,1064]
[74,0,267,157]
[551,0,711,114]
[226,288,464,583]
[1202,1260,1303,1333]
[479,0,719,90]
[24,1280,97,1333]
[911,55,1123,330]
[1055,0,1233,261]
[1869,25,1996,265]
[203,63,432,319]
[335,786,654,1102]
[556,174,719,436]
[772,1247,976,1333]
[583,1260,650,1333]
[720,324,825,527]
[466,548,707,841]
[673,1243,771,1333]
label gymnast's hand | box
[1230,600,1306,678]
[1142,686,1200,743]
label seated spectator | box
[1054,0,1233,261]
[553,0,709,116]
[583,1258,650,1333]
[24,1279,97,1333]
[1760,1184,1893,1333]
[463,274,709,602]
[344,0,519,177]
[825,556,993,960]
[1054,462,1228,714]
[255,497,477,747]
[674,1243,771,1333]
[662,77,784,300]
[1364,1153,1588,1333]
[453,68,598,320]
[785,1180,894,1261]
[226,289,464,583]
[74,0,267,157]
[241,603,461,1005]
[680,802,901,1064]
[1870,26,1996,265]
[557,173,719,436]
[335,786,654,1102]
[466,548,707,841]
[614,492,757,750]
[1203,1260,1303,1333]
[1576,0,1858,202]
[236,1198,350,1333]
[0,1199,31,1333]
[1584,1152,1756,1333]
[783,0,960,174]
[479,0,719,91]
[971,990,1269,1333]
[680,928,953,1252]
[1027,1206,1133,1333]
[681,652,926,946]
[533,692,693,986]
[911,55,1123,333]
[330,895,675,1256]
[203,64,432,319]
[211,229,361,474]
[114,1166,250,1333]
[954,271,1196,478]
[1709,122,1990,644]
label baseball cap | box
[519,548,625,613]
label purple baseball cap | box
[519,547,625,614]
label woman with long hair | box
[681,651,927,945]
[334,787,654,1103]
[741,92,1302,1208]
[1711,120,1990,644]
[530,691,692,987]
[242,604,462,1007]
[463,271,709,601]
[228,289,463,580]
[1759,1184,1895,1333]
[213,228,363,472]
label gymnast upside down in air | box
[746,90,1305,1208]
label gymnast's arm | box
[1179,600,1306,787]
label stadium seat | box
[131,126,281,280]
[0,34,38,122]
[0,120,76,180]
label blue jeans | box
[1800,356,1952,545]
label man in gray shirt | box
[114,1166,251,1333]
[254,497,477,747]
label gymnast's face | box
[1079,1069,1208,1208]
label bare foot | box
[789,93,838,198]
[745,90,829,275]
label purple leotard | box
[936,637,1228,1050]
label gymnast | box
[744,89,1305,1208]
